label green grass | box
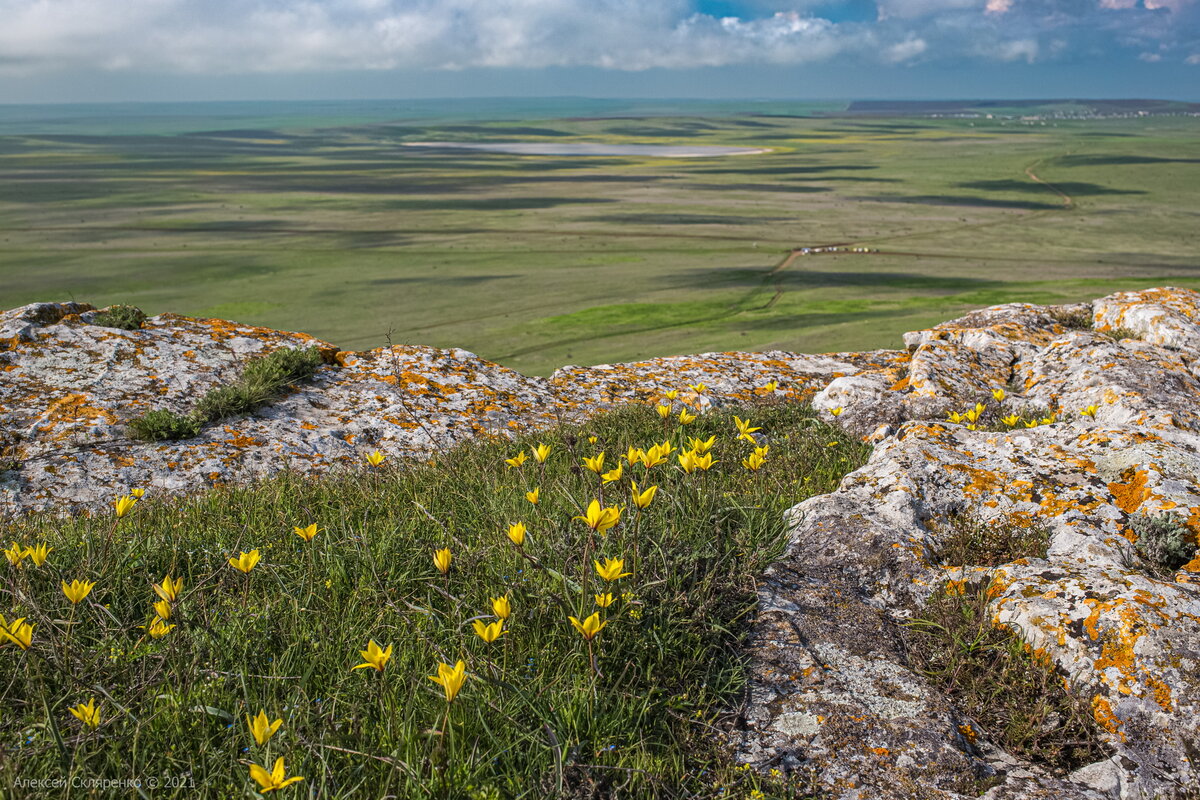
[2,111,1199,373]
[90,304,147,331]
[0,401,868,798]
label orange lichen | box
[1108,469,1151,515]
[1091,695,1123,738]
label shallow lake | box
[401,141,770,157]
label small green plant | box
[1049,306,1093,331]
[1126,512,1197,578]
[1101,326,1141,342]
[903,581,1110,774]
[91,304,147,330]
[127,347,324,441]
[927,511,1051,567]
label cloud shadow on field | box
[367,274,521,286]
[852,193,1060,210]
[580,213,788,225]
[956,179,1147,196]
[1053,154,1200,166]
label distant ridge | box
[841,98,1200,116]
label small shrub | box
[927,511,1051,567]
[1049,306,1093,331]
[126,409,202,442]
[92,304,147,330]
[1101,326,1141,342]
[1126,512,1197,578]
[903,581,1110,774]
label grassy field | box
[1,102,1199,374]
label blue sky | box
[0,0,1196,103]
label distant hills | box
[841,98,1200,117]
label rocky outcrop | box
[2,288,1199,798]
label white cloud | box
[1187,52,1200,62]
[884,36,929,61]
[1138,50,1163,60]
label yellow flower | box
[130,487,146,498]
[1000,414,1020,427]
[640,444,669,469]
[830,406,844,417]
[352,640,393,672]
[114,495,137,518]
[24,543,52,566]
[148,617,174,638]
[742,451,766,471]
[0,616,33,649]
[656,404,671,419]
[153,575,183,603]
[630,480,658,509]
[594,592,615,608]
[678,409,697,425]
[433,547,452,574]
[1080,405,1098,418]
[428,660,467,702]
[754,444,769,457]
[601,464,623,484]
[505,451,528,469]
[69,698,101,729]
[964,407,981,423]
[247,709,283,746]
[594,557,631,582]
[62,579,96,604]
[734,416,761,442]
[574,500,621,535]
[228,550,261,574]
[588,436,597,444]
[966,423,977,431]
[472,619,506,643]
[678,450,715,473]
[624,446,645,465]
[763,381,778,392]
[293,523,318,542]
[249,757,304,793]
[947,410,964,423]
[1041,415,1055,425]
[664,389,679,400]
[525,488,540,506]
[506,523,527,547]
[4,542,27,568]
[568,612,607,641]
[491,595,511,620]
[153,599,172,621]
[1025,419,1039,428]
[686,435,716,454]
[688,383,707,393]
[366,450,386,467]
[992,388,1006,402]
[582,453,606,474]
[531,443,551,464]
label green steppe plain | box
[2,109,1199,374]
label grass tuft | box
[91,304,147,330]
[927,511,1051,567]
[903,581,1110,775]
[1100,326,1141,342]
[1,400,866,798]
[127,346,323,442]
[1049,306,1093,331]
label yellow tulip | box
[664,389,679,400]
[594,557,631,582]
[678,409,697,425]
[640,444,668,469]
[569,612,607,641]
[1081,405,1098,418]
[966,423,977,431]
[688,383,707,393]
[352,640,393,672]
[114,495,137,518]
[1001,414,1020,427]
[130,487,146,498]
[293,523,318,542]
[148,617,174,638]
[734,416,761,442]
[947,411,964,423]
[247,709,283,746]
[506,523,527,547]
[505,451,528,468]
[249,757,304,793]
[678,449,697,473]
[830,406,844,417]
[69,698,101,729]
[153,599,172,621]
[228,550,261,574]
[433,547,452,574]
[153,575,183,603]
[525,488,540,506]
[4,542,27,568]
[763,381,778,392]
[472,619,506,643]
[992,388,1006,402]
[686,435,716,454]
[601,464,623,484]
[366,450,386,467]
[0,616,33,649]
[630,480,658,509]
[594,593,615,608]
[742,451,766,471]
[588,436,597,444]
[624,446,645,465]
[1025,420,1039,428]
[62,579,96,604]
[531,443,551,464]
[964,407,981,423]
[24,543,52,567]
[754,444,769,457]
[491,595,511,620]
[574,500,621,535]
[582,453,606,474]
[1041,415,1055,425]
[428,660,467,702]
[656,404,671,419]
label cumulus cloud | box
[0,0,1194,76]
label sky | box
[0,0,1197,103]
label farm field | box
[1,101,1198,374]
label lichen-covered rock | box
[3,287,1200,798]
